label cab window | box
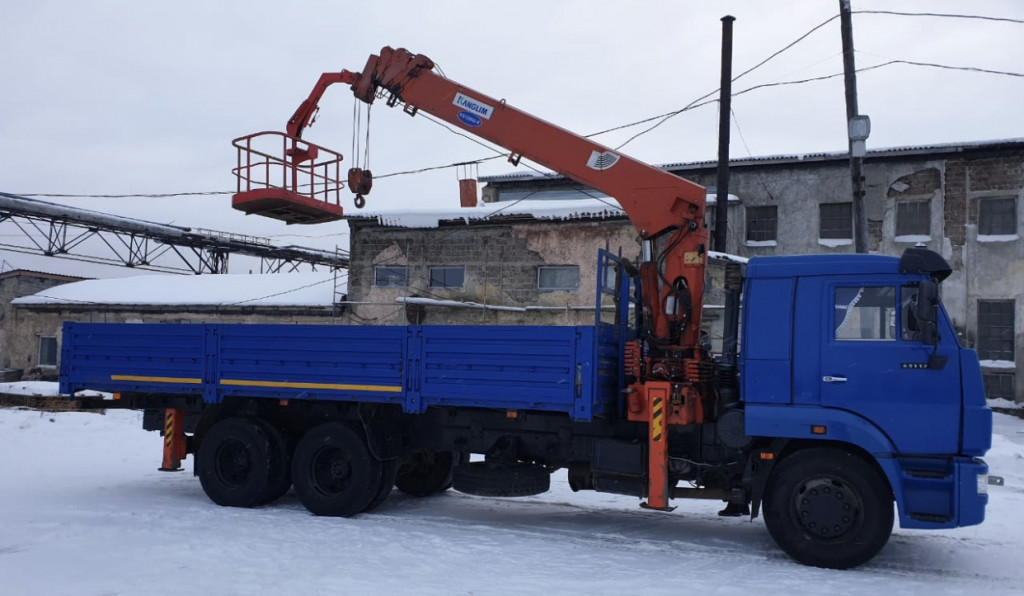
[834,286,897,341]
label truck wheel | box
[363,458,399,513]
[395,450,455,497]
[255,419,292,504]
[763,448,894,569]
[291,422,382,517]
[452,462,550,497]
[196,418,273,508]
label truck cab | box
[739,248,992,565]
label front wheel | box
[763,448,894,569]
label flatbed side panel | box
[416,325,613,421]
[215,325,406,404]
[60,322,207,396]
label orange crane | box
[232,46,712,510]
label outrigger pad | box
[232,188,345,225]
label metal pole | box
[840,0,868,253]
[714,15,736,253]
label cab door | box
[811,277,960,454]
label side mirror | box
[916,280,939,345]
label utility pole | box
[714,15,735,254]
[840,0,870,253]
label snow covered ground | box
[1,407,1022,596]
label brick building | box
[0,270,86,374]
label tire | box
[196,418,273,508]
[255,419,292,505]
[763,448,894,569]
[395,450,455,497]
[363,458,399,513]
[452,462,550,497]
[291,422,382,517]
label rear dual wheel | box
[197,417,290,508]
[290,422,385,517]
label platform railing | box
[232,131,345,209]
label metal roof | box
[480,138,1024,183]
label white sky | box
[1,0,1022,278]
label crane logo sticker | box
[458,111,483,128]
[454,92,493,128]
[586,150,620,171]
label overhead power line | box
[854,10,1024,25]
[17,5,1024,204]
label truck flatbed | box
[60,322,622,421]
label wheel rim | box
[793,476,863,540]
[310,446,352,496]
[214,438,252,488]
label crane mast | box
[236,46,715,509]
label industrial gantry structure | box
[0,191,348,274]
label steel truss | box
[0,192,348,274]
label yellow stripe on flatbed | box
[220,379,402,393]
[111,375,203,385]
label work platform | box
[231,131,346,224]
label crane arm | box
[348,48,707,241]
[331,47,709,353]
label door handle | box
[822,375,847,383]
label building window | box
[538,266,580,291]
[983,373,1015,400]
[896,200,930,237]
[38,336,57,367]
[977,300,1015,361]
[429,266,465,289]
[745,206,778,243]
[374,266,409,288]
[978,197,1017,236]
[820,202,853,239]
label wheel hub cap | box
[795,478,861,539]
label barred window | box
[979,197,1017,236]
[374,266,409,288]
[982,373,1015,400]
[820,203,853,239]
[977,300,1015,361]
[896,200,930,237]
[429,266,465,289]
[745,206,778,242]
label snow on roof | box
[351,198,624,229]
[350,194,734,229]
[12,271,344,307]
[708,251,749,264]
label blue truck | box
[60,247,992,569]
[59,46,994,569]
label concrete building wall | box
[0,272,85,371]
[347,217,642,327]
[346,216,731,350]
